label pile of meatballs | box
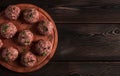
[0,5,53,67]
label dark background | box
[1,0,120,76]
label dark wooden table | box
[1,0,120,76]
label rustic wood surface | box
[0,0,120,76]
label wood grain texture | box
[0,0,120,23]
[52,23,120,61]
[0,0,120,75]
[1,62,120,76]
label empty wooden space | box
[1,62,120,76]
[0,0,120,76]
[52,23,120,61]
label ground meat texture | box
[2,47,18,62]
[18,30,33,46]
[37,20,53,35]
[5,5,21,20]
[23,8,39,23]
[21,52,36,67]
[0,22,17,39]
[0,39,3,48]
[34,39,52,56]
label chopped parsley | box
[8,8,12,12]
[27,13,33,18]
[22,48,26,52]
[41,52,47,56]
[25,40,30,44]
[4,52,11,61]
[43,26,48,32]
[21,31,26,35]
[5,57,9,61]
[2,25,9,33]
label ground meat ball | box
[5,5,21,20]
[0,22,17,39]
[2,47,18,62]
[0,39,3,48]
[18,30,33,46]
[37,20,53,35]
[34,39,52,56]
[23,8,39,23]
[21,52,36,67]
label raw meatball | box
[0,39,3,48]
[34,39,52,56]
[5,5,21,20]
[37,20,53,35]
[23,8,39,23]
[2,47,18,62]
[21,52,36,67]
[0,22,17,39]
[18,30,33,46]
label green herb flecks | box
[41,52,47,56]
[22,48,26,52]
[43,26,48,32]
[27,13,33,18]
[21,31,26,35]
[4,57,9,61]
[25,40,30,44]
[8,8,12,12]
[4,52,10,61]
[2,25,9,33]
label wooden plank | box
[52,23,120,61]
[1,62,120,76]
[1,0,120,23]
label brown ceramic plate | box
[0,4,58,72]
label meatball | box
[23,8,39,23]
[37,20,53,35]
[0,39,3,48]
[5,5,21,20]
[2,47,18,62]
[18,30,33,46]
[34,39,52,56]
[21,52,36,67]
[0,22,17,39]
